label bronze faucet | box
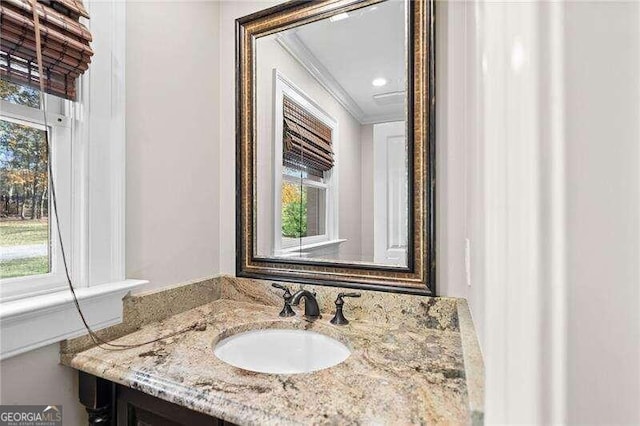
[290,289,321,320]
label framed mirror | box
[236,0,435,295]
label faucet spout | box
[290,290,321,319]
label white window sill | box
[0,279,147,360]
[278,239,347,256]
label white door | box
[373,121,408,266]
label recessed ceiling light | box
[372,78,387,87]
[330,13,349,22]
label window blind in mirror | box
[283,95,334,175]
[0,0,93,100]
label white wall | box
[436,0,487,356]
[125,0,221,292]
[435,0,476,308]
[360,124,374,259]
[0,344,86,425]
[441,0,640,423]
[563,2,639,423]
[220,1,272,274]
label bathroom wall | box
[563,2,639,423]
[126,0,221,292]
[435,0,478,320]
[359,124,374,259]
[219,1,271,275]
[440,0,640,423]
[0,344,86,425]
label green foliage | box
[0,79,40,108]
[0,256,49,279]
[0,121,47,174]
[282,196,308,238]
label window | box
[0,2,147,361]
[0,119,49,278]
[0,79,71,299]
[281,167,328,249]
[272,71,339,255]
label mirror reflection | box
[255,0,408,267]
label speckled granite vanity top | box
[61,277,484,425]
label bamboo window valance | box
[283,95,334,175]
[0,0,93,100]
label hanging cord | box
[29,0,202,350]
[299,140,304,255]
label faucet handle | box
[272,283,295,317]
[272,283,291,296]
[330,292,361,325]
[338,292,361,300]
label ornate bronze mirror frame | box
[236,0,435,295]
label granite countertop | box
[62,278,483,425]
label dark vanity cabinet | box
[79,372,236,426]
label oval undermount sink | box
[213,329,350,374]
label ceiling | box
[278,0,407,124]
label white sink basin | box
[213,329,350,374]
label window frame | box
[0,96,72,301]
[271,69,340,255]
[0,1,146,360]
[280,173,329,250]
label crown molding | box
[276,33,369,124]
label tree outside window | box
[0,80,50,279]
[281,181,307,238]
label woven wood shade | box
[283,96,334,175]
[0,0,93,100]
